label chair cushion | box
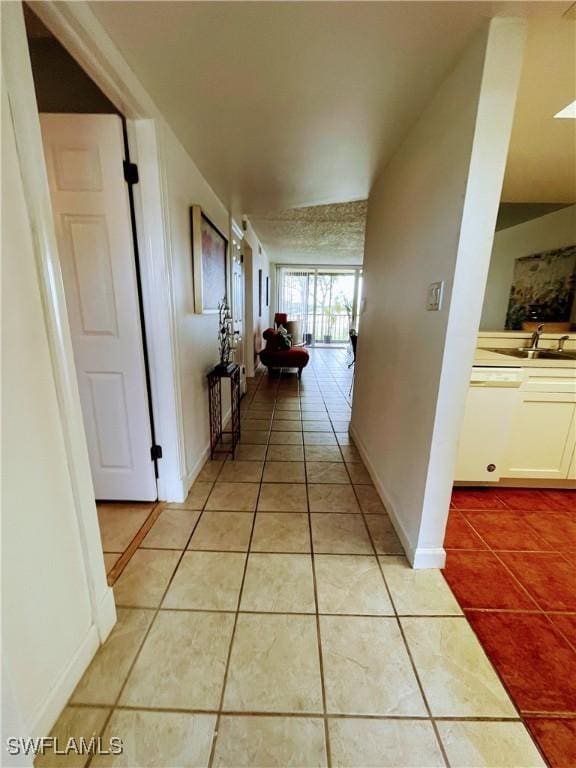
[274,313,288,326]
[260,347,310,368]
[262,328,281,351]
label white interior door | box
[40,113,157,501]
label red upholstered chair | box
[274,313,288,328]
[259,328,310,379]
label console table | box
[207,363,241,459]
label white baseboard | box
[182,445,210,499]
[179,405,233,501]
[349,423,446,570]
[94,586,117,642]
[411,547,446,569]
[158,473,188,504]
[28,624,100,738]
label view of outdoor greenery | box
[279,269,362,344]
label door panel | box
[64,214,119,335]
[41,113,157,501]
[87,372,133,469]
[504,395,576,479]
[455,386,519,482]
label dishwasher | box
[454,367,523,483]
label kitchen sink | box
[485,348,576,361]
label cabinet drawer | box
[522,369,576,394]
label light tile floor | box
[97,502,157,577]
[41,350,546,767]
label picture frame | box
[266,276,269,307]
[190,205,228,314]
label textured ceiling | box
[250,201,367,265]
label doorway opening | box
[276,266,362,347]
[24,4,161,583]
[231,227,247,394]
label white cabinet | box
[456,365,576,483]
[569,442,576,481]
[454,383,520,482]
[503,391,576,480]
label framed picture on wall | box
[258,269,263,317]
[190,205,228,314]
[266,276,269,307]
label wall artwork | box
[266,276,270,307]
[505,244,576,330]
[190,205,227,313]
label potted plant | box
[324,313,335,344]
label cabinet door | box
[503,394,576,479]
[454,386,519,482]
[567,441,576,481]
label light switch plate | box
[426,281,444,311]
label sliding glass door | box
[277,267,362,346]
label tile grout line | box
[84,492,209,768]
[449,508,576,657]
[445,499,573,763]
[207,363,278,768]
[456,508,576,651]
[85,368,266,762]
[303,367,332,768]
[114,605,480,619]
[312,360,454,764]
[67,699,535,721]
[329,383,453,768]
[74,703,538,722]
[86,356,569,765]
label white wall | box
[243,220,270,376]
[480,205,576,330]
[2,84,97,744]
[351,18,525,567]
[160,123,233,490]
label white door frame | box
[3,0,117,657]
[230,219,247,393]
[3,0,185,637]
[27,0,186,503]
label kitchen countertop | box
[474,348,576,369]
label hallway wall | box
[2,84,98,742]
[161,121,233,491]
[351,18,526,567]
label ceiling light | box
[554,100,576,119]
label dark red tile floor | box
[444,487,576,768]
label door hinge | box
[150,444,163,461]
[123,161,139,185]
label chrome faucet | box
[557,335,570,352]
[528,323,545,350]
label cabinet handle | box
[487,464,496,472]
